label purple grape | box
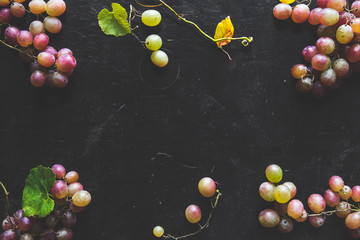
[39,230,56,240]
[309,215,326,227]
[5,26,20,46]
[52,72,68,88]
[2,217,16,230]
[30,61,46,73]
[302,45,318,63]
[45,214,58,228]
[18,217,32,232]
[29,220,43,235]
[30,70,46,87]
[0,8,12,23]
[14,210,24,220]
[277,218,293,233]
[0,229,16,240]
[61,211,76,228]
[56,228,73,240]
[51,164,66,179]
[312,82,327,99]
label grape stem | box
[0,182,10,217]
[163,190,222,240]
[156,0,253,60]
[0,40,37,60]
[308,208,360,217]
[128,5,146,48]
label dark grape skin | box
[14,209,24,220]
[349,228,360,239]
[0,229,16,240]
[311,82,327,99]
[40,230,56,240]
[0,8,12,24]
[2,217,16,230]
[61,211,76,228]
[69,201,85,213]
[309,215,326,228]
[259,209,280,228]
[18,217,32,232]
[45,214,59,228]
[56,228,73,240]
[278,218,293,234]
[29,220,44,235]
[5,26,20,46]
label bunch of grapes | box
[259,164,360,238]
[0,0,76,88]
[153,177,220,239]
[273,0,360,99]
[0,164,91,240]
[141,9,169,68]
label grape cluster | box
[141,9,169,68]
[273,0,360,99]
[153,177,218,238]
[0,164,91,240]
[259,164,360,238]
[0,0,76,88]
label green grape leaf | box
[98,3,131,37]
[22,166,56,218]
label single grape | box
[52,71,68,88]
[346,213,360,230]
[287,199,304,219]
[5,26,19,46]
[29,20,45,36]
[42,46,58,57]
[43,16,62,34]
[324,189,340,207]
[296,77,313,94]
[308,194,326,213]
[185,205,201,223]
[352,1,360,17]
[14,209,24,220]
[316,37,335,55]
[69,201,85,213]
[291,64,308,79]
[30,70,46,87]
[339,185,352,200]
[317,0,329,8]
[16,30,33,47]
[10,2,25,18]
[0,229,16,240]
[351,19,360,34]
[45,214,58,228]
[326,0,346,12]
[352,186,360,202]
[20,233,34,240]
[278,218,293,233]
[151,50,169,67]
[336,24,354,44]
[329,175,344,192]
[37,52,55,68]
[274,202,288,216]
[295,210,308,222]
[51,180,68,199]
[333,58,350,77]
[141,9,161,27]
[153,226,164,238]
[259,182,276,202]
[46,0,66,17]
[265,164,283,183]
[274,185,291,204]
[29,0,46,15]
[33,33,49,50]
[336,201,351,218]
[302,46,319,63]
[198,177,216,198]
[258,209,280,228]
[320,68,336,87]
[61,211,76,228]
[65,171,79,184]
[291,4,310,23]
[0,8,11,23]
[18,217,32,232]
[72,190,91,207]
[51,164,66,179]
[283,182,297,199]
[347,44,360,62]
[318,8,339,26]
[317,24,336,38]
[2,217,16,230]
[67,182,83,197]
[145,34,163,51]
[311,54,331,71]
[273,3,292,20]
[309,215,326,227]
[56,54,77,72]
[56,228,73,240]
[308,8,322,25]
[57,48,73,58]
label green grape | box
[265,164,283,183]
[153,226,164,238]
[274,185,291,203]
[151,50,169,67]
[145,34,162,51]
[141,9,161,27]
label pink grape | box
[51,180,68,199]
[43,16,62,34]
[320,68,336,87]
[37,52,55,68]
[308,194,326,213]
[16,30,33,47]
[329,175,344,192]
[198,177,216,198]
[333,58,350,77]
[29,0,46,15]
[308,8,322,25]
[29,20,45,36]
[46,0,66,17]
[352,1,360,17]
[336,201,351,218]
[57,48,73,58]
[52,164,66,178]
[291,64,308,79]
[291,4,310,23]
[316,37,335,54]
[33,33,49,50]
[59,70,73,77]
[185,205,201,223]
[311,54,331,71]
[10,2,25,18]
[0,8,11,23]
[259,182,276,202]
[336,24,354,44]
[0,229,16,239]
[273,3,292,20]
[30,70,46,87]
[326,0,346,12]
[52,72,68,88]
[346,213,360,230]
[302,45,319,62]
[65,171,79,184]
[283,182,297,199]
[42,46,58,57]
[287,199,304,219]
[324,189,340,207]
[318,8,339,26]
[258,209,280,228]
[339,185,352,200]
[5,26,19,46]
[347,44,360,62]
[352,186,360,202]
[317,0,329,8]
[56,54,76,72]
[67,182,83,197]
[309,215,326,227]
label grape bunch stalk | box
[152,177,222,239]
[0,0,76,88]
[259,164,360,239]
[0,164,92,240]
[273,0,360,99]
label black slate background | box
[1,0,360,239]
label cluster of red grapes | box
[273,0,360,99]
[259,164,360,239]
[0,0,76,88]
[152,177,219,238]
[0,164,91,240]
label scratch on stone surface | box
[82,104,126,156]
[151,152,198,169]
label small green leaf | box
[98,3,131,37]
[22,166,56,218]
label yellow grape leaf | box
[214,16,234,47]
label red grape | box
[185,205,201,223]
